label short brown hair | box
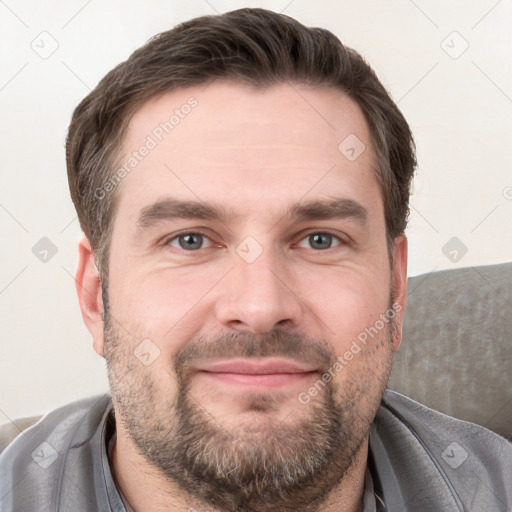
[66,7,416,280]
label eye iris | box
[310,233,332,250]
[179,234,203,250]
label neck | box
[110,423,369,512]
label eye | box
[296,232,343,250]
[166,232,214,251]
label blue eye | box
[167,233,213,251]
[164,231,344,253]
[297,232,342,250]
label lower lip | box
[199,371,316,388]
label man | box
[1,8,510,512]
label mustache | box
[173,330,335,376]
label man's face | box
[96,81,406,510]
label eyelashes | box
[166,232,216,251]
[163,229,348,253]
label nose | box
[214,245,304,334]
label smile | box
[196,358,318,388]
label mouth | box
[196,358,318,388]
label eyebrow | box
[137,198,231,230]
[290,198,368,224]
[136,196,368,231]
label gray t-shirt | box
[1,390,511,511]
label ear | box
[76,237,105,357]
[390,234,408,351]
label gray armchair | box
[389,261,512,439]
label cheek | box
[306,268,391,353]
[107,268,218,351]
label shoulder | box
[0,394,113,511]
[0,415,43,454]
[372,389,512,508]
[379,389,512,449]
[0,393,111,459]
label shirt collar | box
[101,407,131,512]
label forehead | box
[114,81,380,223]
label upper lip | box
[198,358,317,374]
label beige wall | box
[1,0,511,420]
